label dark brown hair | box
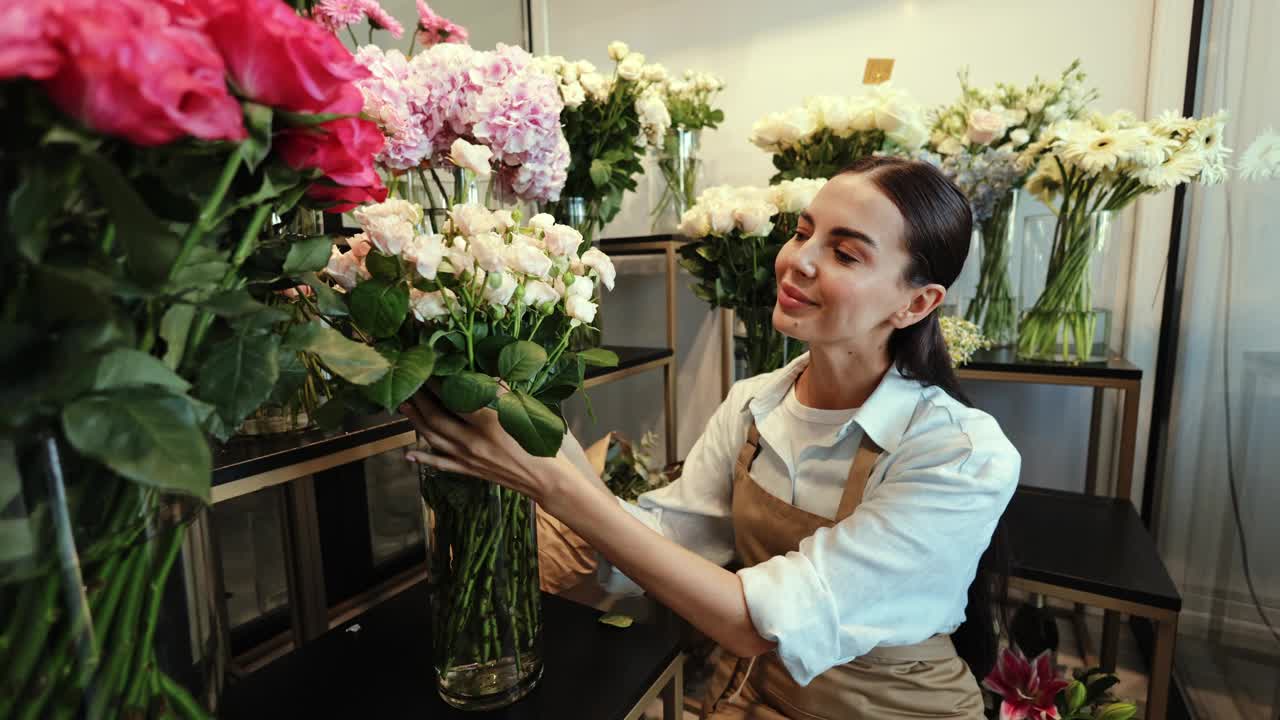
[837,156,1009,680]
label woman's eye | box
[834,249,859,265]
[792,232,810,243]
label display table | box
[220,580,685,720]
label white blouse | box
[599,354,1021,686]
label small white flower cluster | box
[750,83,930,154]
[536,41,672,149]
[664,69,724,99]
[929,61,1097,157]
[326,200,615,327]
[1019,109,1232,204]
[939,316,992,366]
[676,179,827,239]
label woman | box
[403,157,1021,719]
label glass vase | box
[733,306,796,379]
[420,467,542,711]
[651,128,701,233]
[1017,211,1113,362]
[392,166,473,233]
[1,437,225,720]
[965,189,1021,347]
[541,195,597,251]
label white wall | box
[536,0,1186,498]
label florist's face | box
[773,173,943,354]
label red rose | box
[200,0,369,113]
[0,4,62,80]
[4,0,245,146]
[307,183,389,214]
[277,115,386,212]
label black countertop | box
[960,348,1142,381]
[219,581,684,719]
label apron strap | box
[736,422,762,470]
[834,431,883,522]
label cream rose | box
[505,242,553,278]
[325,247,369,291]
[966,109,1008,146]
[469,232,506,273]
[566,295,598,324]
[579,247,616,290]
[483,271,518,306]
[543,224,582,257]
[449,204,497,237]
[448,138,493,178]
[528,213,556,232]
[607,41,629,61]
[410,288,454,322]
[617,53,645,81]
[403,233,446,280]
[523,280,560,308]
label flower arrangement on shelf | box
[923,60,1098,347]
[649,69,726,230]
[983,648,1136,720]
[536,41,670,246]
[1015,107,1230,361]
[1,0,395,716]
[597,431,675,503]
[939,316,992,366]
[314,196,618,706]
[751,84,930,183]
[677,179,826,377]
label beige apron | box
[701,422,985,720]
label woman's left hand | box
[400,386,571,505]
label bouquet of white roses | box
[926,60,1098,346]
[677,179,826,376]
[319,197,617,702]
[1015,108,1230,360]
[751,84,929,183]
[536,41,670,246]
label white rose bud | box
[402,233,446,280]
[579,247,616,291]
[1010,128,1032,148]
[354,198,422,231]
[576,59,596,75]
[448,138,493,178]
[965,109,1008,146]
[561,81,586,109]
[491,210,516,233]
[324,246,369,291]
[566,274,594,299]
[528,213,556,232]
[617,53,645,82]
[888,117,929,150]
[470,231,506,273]
[566,295,598,324]
[483,271,519,306]
[678,208,711,238]
[359,214,415,256]
[937,136,966,156]
[449,204,497,237]
[580,72,609,102]
[446,237,473,274]
[561,63,579,83]
[543,224,583,257]
[734,205,774,237]
[505,242,553,278]
[708,203,736,235]
[523,280,560,308]
[642,63,668,83]
[410,288,454,322]
[607,41,629,61]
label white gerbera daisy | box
[1151,109,1198,140]
[1191,111,1232,168]
[1060,125,1131,174]
[1026,157,1065,205]
[1119,126,1176,168]
[1238,129,1280,181]
[1135,147,1204,190]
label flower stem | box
[170,147,243,282]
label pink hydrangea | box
[415,0,468,48]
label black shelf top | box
[959,347,1142,381]
[1006,486,1181,611]
[212,412,412,486]
[597,233,687,246]
[212,346,671,486]
[586,345,673,380]
[219,581,684,719]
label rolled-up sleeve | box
[596,381,751,594]
[736,412,1020,685]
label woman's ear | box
[891,284,946,329]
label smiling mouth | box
[777,281,816,311]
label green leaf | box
[0,437,19,512]
[302,273,348,316]
[350,278,409,338]
[428,329,465,352]
[284,320,388,385]
[440,372,498,414]
[496,390,565,457]
[93,349,191,393]
[242,102,274,171]
[283,236,334,275]
[577,347,619,368]
[534,384,577,405]
[475,335,517,377]
[360,345,435,410]
[62,389,212,501]
[8,163,67,262]
[364,250,402,281]
[276,109,354,127]
[268,350,309,406]
[589,159,612,188]
[498,341,547,382]
[159,305,196,370]
[171,245,230,288]
[196,332,281,427]
[431,353,468,377]
[80,153,180,286]
[0,518,39,566]
[201,289,273,317]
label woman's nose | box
[793,240,819,277]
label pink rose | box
[4,0,245,146]
[966,109,1008,146]
[201,0,369,113]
